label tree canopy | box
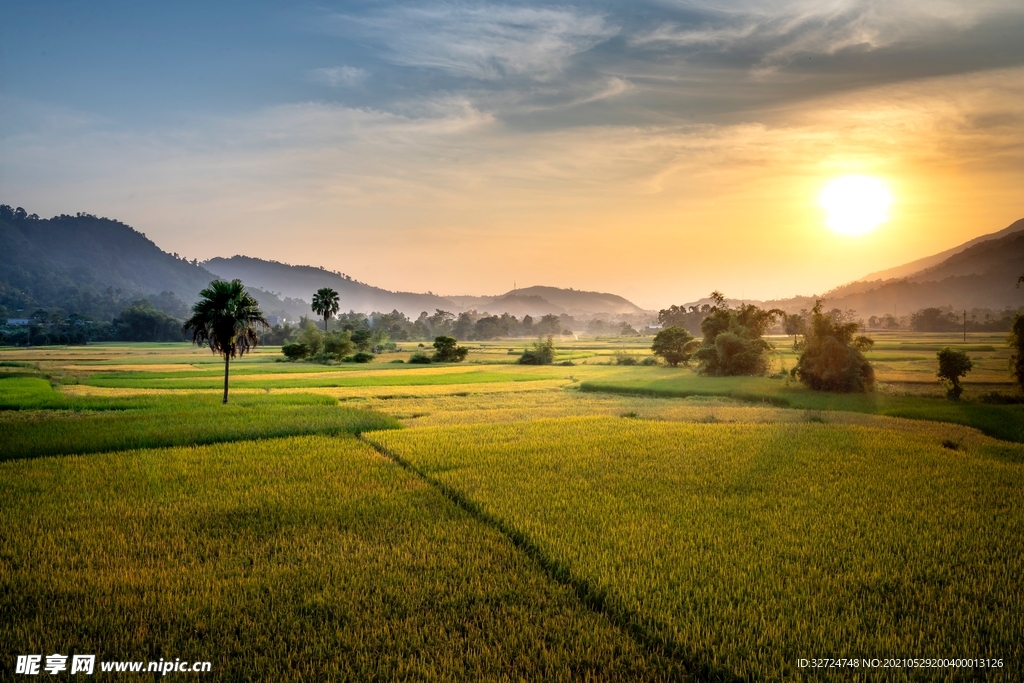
[650,326,699,367]
[693,292,784,376]
[792,300,875,393]
[311,287,340,330]
[936,347,973,401]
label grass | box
[579,368,1024,442]
[0,435,682,681]
[0,397,400,461]
[366,417,1024,682]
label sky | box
[2,0,1023,309]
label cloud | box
[334,4,618,80]
[308,66,368,87]
[631,0,1024,72]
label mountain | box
[737,218,1024,317]
[856,218,1024,283]
[204,256,459,318]
[0,206,218,320]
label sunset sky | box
[2,1,1023,309]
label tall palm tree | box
[311,287,340,331]
[182,279,268,404]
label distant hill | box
[730,218,1024,317]
[0,206,218,320]
[204,256,459,318]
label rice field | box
[366,417,1024,681]
[2,336,1022,680]
[0,435,681,681]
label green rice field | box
[2,333,1022,680]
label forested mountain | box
[0,205,216,320]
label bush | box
[518,336,556,365]
[613,350,639,366]
[640,356,660,366]
[432,336,469,363]
[347,352,375,363]
[792,300,874,392]
[281,342,310,360]
[324,330,354,360]
[937,347,973,401]
[408,352,432,364]
[1011,314,1024,392]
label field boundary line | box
[360,433,743,683]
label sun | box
[818,175,893,236]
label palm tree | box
[182,279,268,404]
[311,287,340,331]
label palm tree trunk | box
[223,354,230,404]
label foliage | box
[650,326,698,367]
[432,336,469,363]
[408,352,433,364]
[911,307,961,332]
[936,347,973,401]
[181,279,268,403]
[311,287,340,330]
[1010,314,1024,393]
[347,352,375,363]
[792,300,875,392]
[110,300,184,342]
[350,328,373,352]
[693,292,783,376]
[324,330,355,360]
[281,341,310,360]
[518,336,556,365]
[657,303,710,336]
[368,417,1024,682]
[297,320,324,356]
[612,350,639,365]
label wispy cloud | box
[333,4,618,80]
[308,66,368,87]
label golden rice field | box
[2,334,1022,681]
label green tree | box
[936,347,973,401]
[792,300,875,392]
[693,292,784,376]
[1009,314,1024,393]
[182,279,268,404]
[650,326,699,367]
[518,336,556,365]
[311,287,340,331]
[432,336,469,362]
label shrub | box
[792,300,874,392]
[518,336,556,365]
[1011,314,1024,392]
[640,356,660,366]
[613,350,639,366]
[432,336,469,363]
[281,342,310,360]
[324,330,354,360]
[346,352,375,363]
[937,347,973,401]
[408,352,432,364]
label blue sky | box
[3,1,1024,306]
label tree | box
[792,300,875,392]
[311,287,340,331]
[518,336,556,365]
[692,292,784,376]
[432,336,469,363]
[1010,314,1024,393]
[650,326,699,367]
[936,348,973,401]
[182,279,267,404]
